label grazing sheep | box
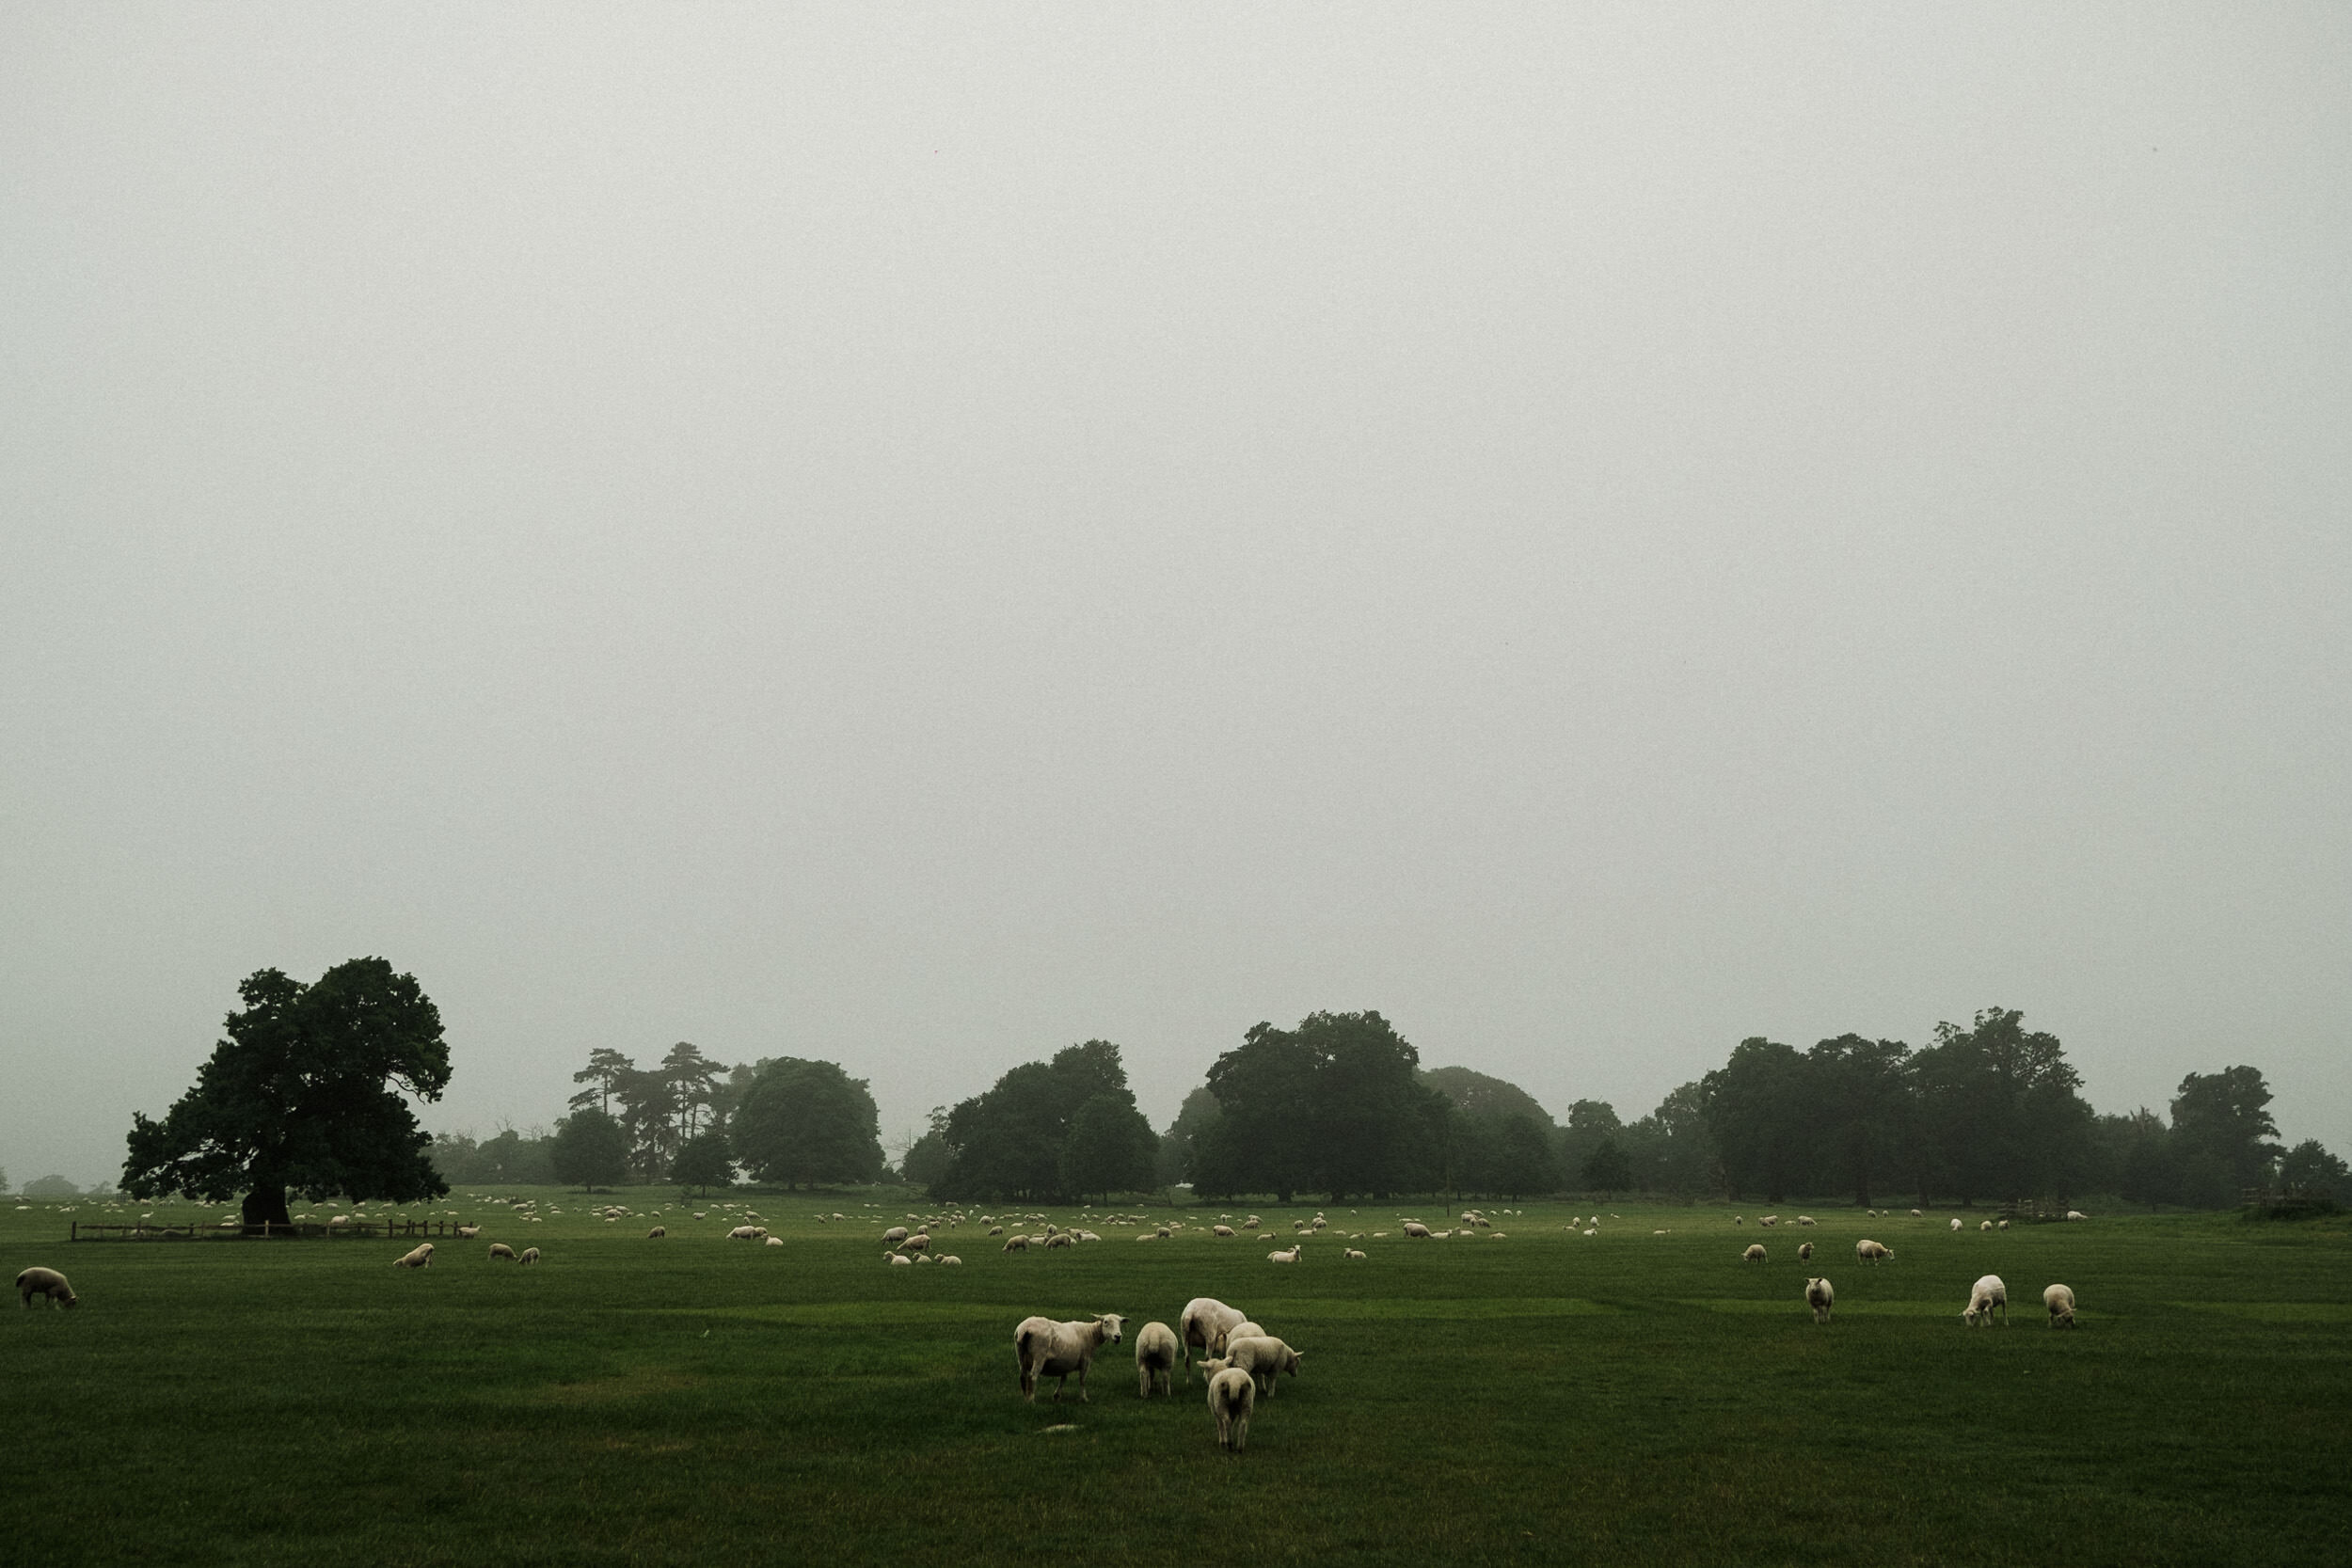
[518,1247,540,1265]
[17,1266,79,1307]
[1212,1321,1267,1355]
[1267,1245,1302,1264]
[882,1227,910,1245]
[1403,1221,1432,1239]
[899,1232,931,1255]
[1742,1244,1767,1263]
[1805,1276,1835,1323]
[1963,1275,2009,1326]
[764,1235,784,1247]
[1212,1225,1236,1238]
[726,1226,766,1242]
[646,1227,666,1239]
[2043,1283,2077,1328]
[888,1253,914,1266]
[1223,1334,1304,1397]
[1044,1233,1075,1250]
[488,1243,516,1261]
[939,1255,962,1267]
[1856,1240,1892,1265]
[391,1244,434,1269]
[2066,1210,2087,1221]
[1136,1322,1181,1397]
[1014,1313,1126,1403]
[1181,1298,1248,1381]
[1760,1215,1779,1227]
[454,1224,479,1239]
[1343,1247,1366,1260]
[1950,1218,1963,1232]
[1242,1216,1261,1230]
[988,1225,1004,1236]
[1798,1242,1814,1260]
[1998,1219,2010,1230]
[1979,1220,1993,1232]
[1003,1234,1031,1252]
[1207,1365,1256,1451]
[1797,1216,1816,1227]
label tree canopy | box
[122,958,452,1227]
[930,1041,1160,1203]
[549,1108,630,1191]
[729,1057,884,1189]
[1192,1012,1448,1202]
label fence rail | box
[70,1219,464,1243]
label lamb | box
[764,1235,784,1247]
[1222,1334,1304,1397]
[488,1243,517,1261]
[1963,1274,2009,1326]
[391,1244,434,1269]
[518,1247,540,1265]
[1798,1242,1814,1260]
[1998,1219,2010,1230]
[938,1255,962,1266]
[1805,1276,1835,1323]
[1014,1313,1126,1402]
[1742,1243,1767,1263]
[1135,1321,1181,1397]
[646,1227,666,1239]
[2043,1283,2076,1327]
[1856,1240,1892,1264]
[1242,1215,1262,1230]
[1180,1298,1248,1380]
[1212,1320,1266,1355]
[888,1253,913,1266]
[17,1266,78,1307]
[1267,1245,1302,1263]
[1207,1365,1256,1451]
[1403,1222,1432,1239]
[1343,1248,1366,1259]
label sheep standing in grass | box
[16,1267,78,1308]
[1856,1240,1892,1265]
[2043,1283,2076,1328]
[1181,1298,1248,1381]
[1136,1322,1180,1397]
[391,1244,434,1269]
[1014,1313,1125,1403]
[1223,1335,1304,1398]
[1403,1222,1432,1239]
[518,1247,540,1265]
[1742,1244,1767,1263]
[1805,1277,1834,1323]
[1963,1275,2009,1326]
[1213,1225,1236,1238]
[646,1227,666,1239]
[882,1227,910,1246]
[726,1226,766,1242]
[939,1255,961,1267]
[1003,1234,1030,1252]
[1798,1242,1813,1261]
[1949,1218,1963,1232]
[488,1243,516,1261]
[454,1224,479,1239]
[1207,1366,1256,1451]
[1268,1245,1302,1264]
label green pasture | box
[6,1190,2348,1566]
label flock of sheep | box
[1012,1295,1303,1452]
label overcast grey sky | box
[4,6,2346,1187]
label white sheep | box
[1805,1276,1834,1323]
[726,1226,766,1242]
[1212,1225,1236,1238]
[1044,1233,1075,1250]
[488,1243,516,1261]
[1856,1240,1892,1264]
[518,1247,540,1265]
[1742,1243,1767,1263]
[2043,1283,2076,1327]
[939,1255,962,1267]
[16,1266,78,1307]
[646,1227,666,1239]
[453,1224,479,1239]
[1998,1219,2010,1230]
[764,1235,784,1247]
[1014,1313,1125,1403]
[882,1227,910,1245]
[1207,1365,1256,1451]
[1979,1220,1993,1232]
[1180,1298,1248,1381]
[1403,1221,1432,1239]
[1797,1216,1816,1227]
[1963,1274,2008,1326]
[1798,1242,1814,1260]
[1212,1320,1266,1355]
[1222,1334,1304,1397]
[1136,1321,1180,1397]
[899,1232,931,1255]
[1242,1215,1261,1230]
[1003,1234,1031,1252]
[1760,1215,1779,1227]
[888,1253,914,1266]
[2065,1210,2087,1221]
[1910,1209,1922,1217]
[1949,1217,1963,1232]
[391,1243,434,1269]
[1343,1247,1366,1259]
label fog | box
[4,6,2346,1186]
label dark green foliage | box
[2280,1139,2349,1201]
[549,1109,630,1191]
[935,1041,1156,1203]
[729,1058,884,1189]
[1494,1114,1562,1198]
[1618,1081,1717,1196]
[2169,1066,2283,1195]
[901,1107,954,1194]
[670,1129,736,1196]
[1555,1098,1625,1193]
[1194,1012,1448,1202]
[431,1129,557,1186]
[121,958,452,1227]
[1910,1008,2095,1205]
[1154,1085,1220,1189]
[23,1174,80,1197]
[1701,1038,1812,1202]
[1580,1134,1633,1196]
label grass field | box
[6,1188,2348,1566]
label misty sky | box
[5,7,2347,1187]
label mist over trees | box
[927,1040,1157,1203]
[730,1058,885,1189]
[1190,1012,1450,1203]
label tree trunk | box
[242,1184,293,1229]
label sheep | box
[1267,1245,1302,1263]
[1207,1365,1256,1451]
[1998,1219,2010,1230]
[1014,1313,1125,1403]
[1181,1298,1248,1380]
[764,1235,783,1247]
[1212,1225,1236,1239]
[1797,1215,1816,1227]
[454,1224,479,1239]
[1242,1215,1261,1230]
[391,1244,434,1269]
[888,1253,914,1266]
[1136,1322,1181,1397]
[16,1266,79,1308]
[1222,1334,1304,1397]
[2043,1283,2076,1328]
[899,1232,931,1255]
[882,1227,910,1245]
[1949,1217,1963,1232]
[1805,1276,1835,1323]
[1760,1215,1779,1227]
[646,1227,666,1239]
[1979,1220,1993,1232]
[1963,1274,2009,1326]
[2065,1210,2087,1221]
[1003,1235,1031,1252]
[1044,1232,1075,1249]
[1343,1247,1367,1260]
[1211,1320,1266,1355]
[988,1225,1004,1236]
[1798,1242,1814,1260]
[1856,1240,1892,1264]
[1403,1221,1432,1239]
[488,1243,517,1261]
[939,1255,962,1267]
[1909,1209,1922,1217]
[518,1247,540,1265]
[726,1226,766,1242]
[1742,1243,1767,1263]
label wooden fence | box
[70,1218,464,1243]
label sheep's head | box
[1096,1313,1124,1343]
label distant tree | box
[1195,1024,1321,1202]
[1909,1008,2093,1206]
[121,958,452,1227]
[2280,1139,2349,1202]
[934,1041,1156,1204]
[660,1042,724,1142]
[1622,1081,1717,1196]
[549,1108,630,1192]
[730,1058,884,1189]
[568,1049,635,1117]
[1058,1093,1160,1202]
[1155,1085,1221,1190]
[23,1174,80,1198]
[0,1163,8,1194]
[1581,1136,1634,1198]
[671,1128,737,1196]
[2169,1067,2283,1196]
[1807,1034,1913,1208]
[1492,1115,1560,1199]
[1702,1039,1812,1203]
[901,1107,953,1194]
[1194,1013,1446,1202]
[1555,1099,1624,1195]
